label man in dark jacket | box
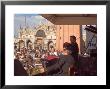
[14,59,28,76]
[69,35,79,75]
[69,35,79,59]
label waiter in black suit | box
[69,35,79,75]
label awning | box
[41,14,97,25]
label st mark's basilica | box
[14,23,57,51]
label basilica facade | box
[14,24,57,51]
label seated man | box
[45,48,75,76]
[14,59,28,76]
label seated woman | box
[45,48,75,76]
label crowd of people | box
[14,35,96,76]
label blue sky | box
[14,14,48,38]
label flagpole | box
[25,16,26,28]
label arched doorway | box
[19,40,25,49]
[35,30,46,50]
[26,39,32,49]
[36,30,46,38]
[47,40,54,50]
[34,38,43,50]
